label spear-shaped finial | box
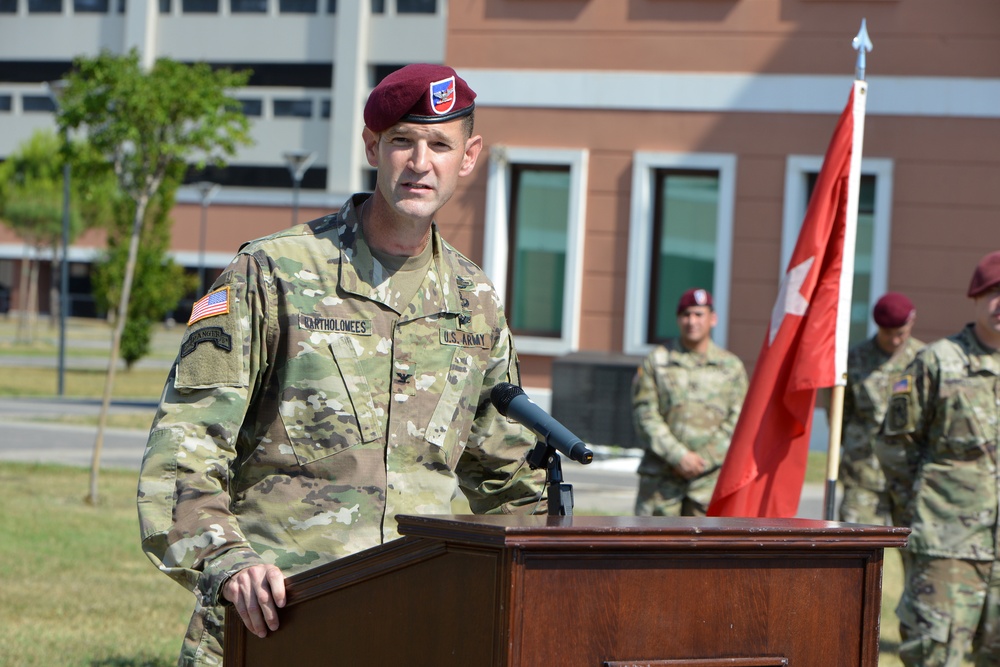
[853,18,873,81]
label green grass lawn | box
[1,462,912,666]
[0,463,192,667]
[0,314,969,665]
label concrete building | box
[0,0,445,315]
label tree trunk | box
[88,195,148,505]
[25,253,39,344]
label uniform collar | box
[961,323,1000,375]
[335,194,464,317]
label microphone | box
[490,382,593,465]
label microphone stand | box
[526,440,574,516]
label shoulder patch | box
[180,326,232,358]
[892,375,912,394]
[188,287,230,325]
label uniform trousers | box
[898,553,1000,667]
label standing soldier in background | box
[877,250,1000,667]
[632,288,748,516]
[837,292,923,525]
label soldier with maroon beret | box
[631,288,748,516]
[876,250,1000,666]
[836,292,923,527]
[138,64,546,666]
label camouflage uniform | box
[876,324,1000,667]
[631,339,748,516]
[137,194,546,666]
[839,335,923,525]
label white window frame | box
[623,152,737,356]
[483,146,589,356]
[781,156,894,338]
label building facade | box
[0,0,445,316]
[1,0,999,419]
[440,0,1000,411]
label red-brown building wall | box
[436,0,1000,386]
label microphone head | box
[490,382,524,417]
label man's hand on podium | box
[223,563,287,638]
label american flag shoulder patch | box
[892,375,912,394]
[188,287,230,325]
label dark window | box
[372,64,405,87]
[159,0,171,12]
[231,0,266,11]
[371,0,383,13]
[363,168,377,191]
[74,0,108,11]
[279,0,316,11]
[22,94,57,112]
[186,164,327,191]
[397,0,434,13]
[189,62,331,88]
[326,0,335,12]
[182,0,217,12]
[0,61,73,83]
[238,98,263,117]
[648,169,720,344]
[320,99,331,118]
[0,95,12,111]
[117,0,124,12]
[28,0,62,12]
[806,173,877,346]
[273,99,313,118]
[0,0,17,12]
[506,164,571,338]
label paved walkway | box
[0,397,833,519]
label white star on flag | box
[769,256,814,345]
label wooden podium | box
[225,515,908,666]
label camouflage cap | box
[967,250,1000,297]
[364,63,476,132]
[873,292,915,328]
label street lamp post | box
[195,181,221,296]
[282,150,316,226]
[46,79,70,397]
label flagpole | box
[822,20,872,521]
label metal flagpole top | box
[853,19,873,81]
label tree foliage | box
[53,49,253,503]
[92,165,196,369]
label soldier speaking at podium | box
[137,64,546,666]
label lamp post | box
[282,150,316,226]
[46,79,70,397]
[195,181,220,296]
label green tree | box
[0,130,84,343]
[55,49,252,504]
[92,165,197,369]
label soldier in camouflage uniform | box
[632,288,748,516]
[876,250,1000,667]
[838,292,923,525]
[137,64,546,667]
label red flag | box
[707,82,867,518]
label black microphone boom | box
[490,382,593,464]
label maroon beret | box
[676,288,713,314]
[364,63,476,133]
[872,292,915,328]
[967,250,1000,297]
